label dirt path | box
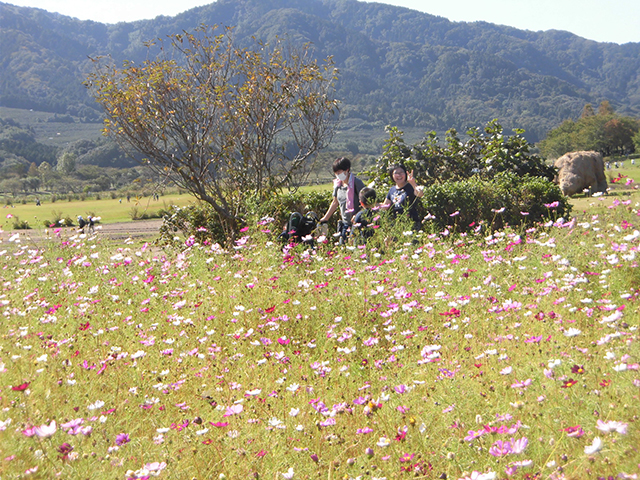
[1,219,165,244]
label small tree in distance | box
[56,152,77,174]
[86,25,339,237]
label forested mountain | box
[1,0,640,143]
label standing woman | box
[381,164,424,229]
[319,157,365,244]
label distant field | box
[0,194,194,229]
[0,106,104,146]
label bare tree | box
[86,25,339,236]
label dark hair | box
[359,187,376,206]
[388,164,407,177]
[333,157,351,173]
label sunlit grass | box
[0,194,638,480]
[1,194,194,228]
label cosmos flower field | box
[1,197,639,480]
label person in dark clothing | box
[352,187,377,244]
[77,215,87,233]
[381,164,424,229]
[279,211,318,246]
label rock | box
[554,151,607,196]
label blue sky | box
[7,0,640,44]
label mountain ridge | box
[1,0,639,142]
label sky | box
[5,0,640,44]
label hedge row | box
[158,173,570,245]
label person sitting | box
[279,211,318,246]
[381,164,424,229]
[352,187,377,244]
[319,157,365,245]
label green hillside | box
[2,0,640,147]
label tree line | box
[538,101,640,158]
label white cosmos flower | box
[0,418,12,431]
[87,400,105,410]
[596,420,628,434]
[376,436,391,447]
[584,437,603,454]
[563,328,581,337]
[268,417,284,427]
[548,359,561,369]
[601,310,622,323]
[34,420,57,438]
[281,467,295,479]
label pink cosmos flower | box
[115,433,130,446]
[510,437,528,454]
[464,429,486,442]
[223,404,243,417]
[563,425,585,438]
[489,440,512,457]
[356,427,373,434]
[61,418,83,431]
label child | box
[351,187,377,244]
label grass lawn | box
[1,194,194,230]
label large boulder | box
[553,151,607,196]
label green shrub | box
[421,172,571,234]
[158,203,227,246]
[246,190,333,228]
[42,210,75,228]
[129,206,165,221]
[158,191,334,246]
[12,216,30,230]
